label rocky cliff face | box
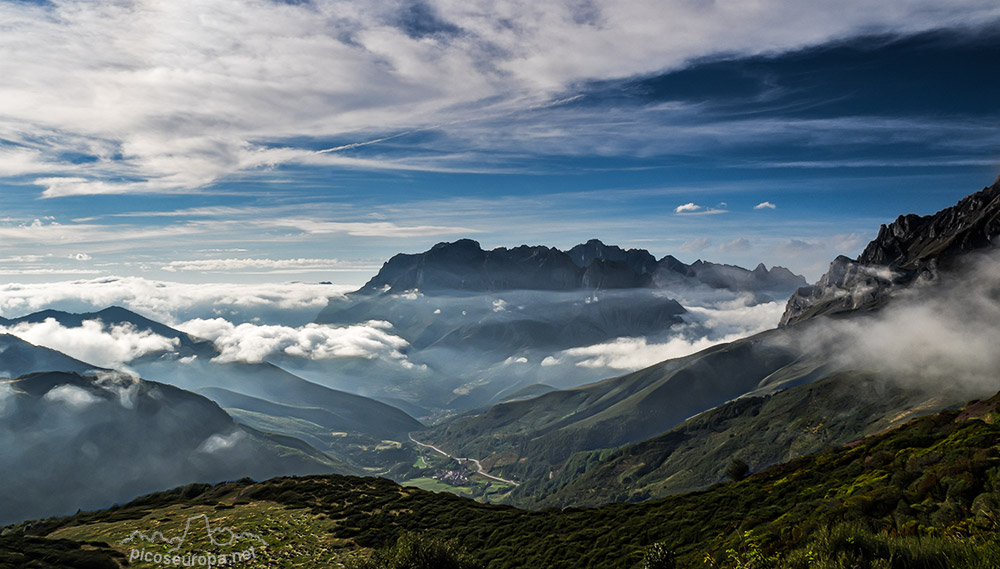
[357,238,804,295]
[781,179,1000,326]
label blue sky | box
[0,0,998,285]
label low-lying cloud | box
[42,384,100,409]
[543,292,784,371]
[0,319,178,370]
[550,334,741,370]
[177,318,413,366]
[0,277,353,326]
[795,251,1000,394]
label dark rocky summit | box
[356,238,805,295]
[781,178,1000,326]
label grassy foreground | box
[3,392,999,568]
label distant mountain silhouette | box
[0,370,341,525]
[356,238,805,295]
[3,305,422,436]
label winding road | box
[409,433,520,486]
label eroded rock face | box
[356,238,805,295]
[781,179,1000,326]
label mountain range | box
[0,307,426,523]
[353,238,806,295]
[1,178,998,545]
[313,239,805,410]
[0,369,342,525]
[414,178,1000,506]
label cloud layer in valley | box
[541,292,784,371]
[0,277,353,326]
[0,319,178,370]
[177,318,415,367]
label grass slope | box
[512,371,963,507]
[420,330,816,484]
[6,391,999,568]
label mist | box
[792,249,1000,397]
[0,277,353,326]
[0,274,796,413]
[0,370,335,525]
[294,284,790,408]
[0,318,178,370]
[176,318,414,366]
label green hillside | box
[5,391,999,568]
[418,330,816,484]
[511,371,963,507]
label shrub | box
[727,459,750,483]
[642,542,676,569]
[347,532,483,569]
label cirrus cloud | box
[0,0,996,197]
[160,257,377,273]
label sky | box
[0,0,998,287]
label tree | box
[727,459,750,483]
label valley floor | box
[4,392,999,569]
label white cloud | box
[42,384,101,408]
[678,237,712,253]
[0,382,14,416]
[0,318,179,370]
[674,203,728,216]
[674,202,703,213]
[0,268,103,276]
[769,232,870,281]
[549,293,785,371]
[253,218,479,238]
[0,0,994,196]
[754,201,777,210]
[0,277,354,326]
[160,257,374,273]
[69,253,92,261]
[197,430,246,454]
[559,335,739,370]
[719,237,752,253]
[0,217,203,247]
[177,318,413,366]
[682,295,787,335]
[795,252,1000,393]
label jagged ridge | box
[781,178,1000,326]
[357,238,805,294]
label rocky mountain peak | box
[780,179,1000,326]
[357,239,806,295]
